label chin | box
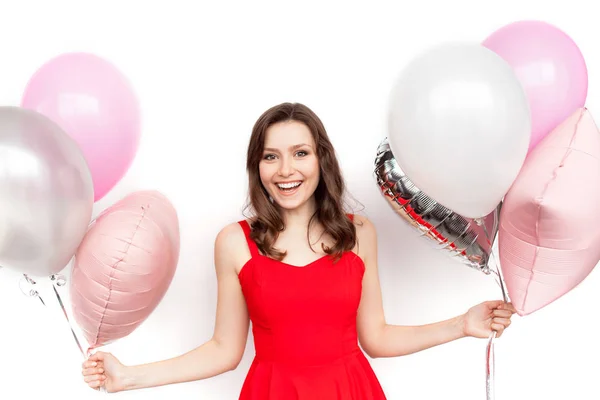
[274,198,307,210]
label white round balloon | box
[387,42,531,218]
[0,107,94,277]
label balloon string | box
[21,274,46,306]
[475,216,508,400]
[20,273,106,393]
[22,273,85,356]
[476,216,508,303]
[486,330,497,400]
[49,275,86,357]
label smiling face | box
[259,120,320,211]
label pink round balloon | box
[21,52,141,201]
[70,190,180,350]
[498,108,600,316]
[483,20,588,152]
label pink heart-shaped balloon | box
[70,190,180,349]
[499,108,600,316]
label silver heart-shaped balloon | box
[374,138,501,274]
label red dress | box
[237,219,387,399]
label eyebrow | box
[263,143,313,152]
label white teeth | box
[277,182,301,189]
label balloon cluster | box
[379,19,595,315]
[0,53,180,356]
[376,20,598,399]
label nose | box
[277,156,295,177]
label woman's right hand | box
[82,351,128,393]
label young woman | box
[81,103,516,399]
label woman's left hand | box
[461,300,517,339]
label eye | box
[295,150,308,157]
[263,153,277,161]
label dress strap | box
[238,220,260,258]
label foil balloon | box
[498,108,600,316]
[0,106,93,277]
[70,190,180,350]
[374,138,501,273]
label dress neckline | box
[260,253,333,269]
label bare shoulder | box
[350,214,377,262]
[215,221,247,247]
[352,214,377,241]
[214,220,252,274]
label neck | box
[280,197,317,229]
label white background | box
[0,1,598,399]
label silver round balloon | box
[0,106,94,277]
[374,138,501,274]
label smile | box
[276,181,302,192]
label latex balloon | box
[0,106,93,277]
[483,20,588,152]
[499,108,600,316]
[374,138,500,274]
[21,52,141,202]
[70,190,180,349]
[387,42,531,218]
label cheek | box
[258,163,274,186]
[309,159,320,179]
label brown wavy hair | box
[243,102,356,262]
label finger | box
[503,303,517,313]
[84,374,106,383]
[492,309,513,318]
[88,380,104,389]
[82,361,103,372]
[88,352,105,362]
[484,300,505,309]
[82,367,104,376]
[491,323,505,337]
[493,317,512,327]
[82,360,98,368]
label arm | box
[354,216,513,359]
[85,223,251,392]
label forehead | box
[263,121,315,149]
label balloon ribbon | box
[476,217,509,400]
[49,275,85,356]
